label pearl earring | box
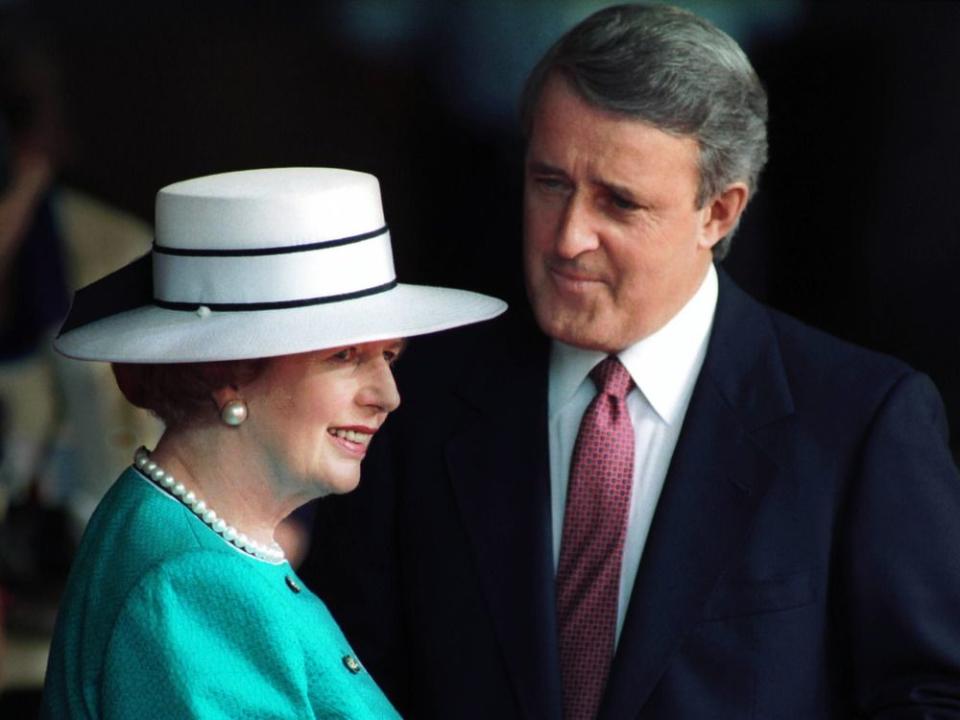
[220,399,248,426]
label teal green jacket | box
[41,467,401,719]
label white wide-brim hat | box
[55,168,507,362]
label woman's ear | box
[212,385,249,427]
[211,385,241,411]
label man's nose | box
[555,194,600,259]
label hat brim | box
[54,284,507,363]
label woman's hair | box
[112,359,268,428]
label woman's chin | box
[314,470,362,497]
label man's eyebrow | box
[596,179,639,202]
[527,161,640,203]
[526,160,566,176]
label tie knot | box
[590,356,633,399]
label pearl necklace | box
[134,447,286,564]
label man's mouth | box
[548,264,604,289]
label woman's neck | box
[149,425,299,548]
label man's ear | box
[698,182,749,250]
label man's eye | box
[534,176,567,191]
[610,193,640,211]
[332,348,356,362]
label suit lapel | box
[600,270,795,719]
[445,325,563,720]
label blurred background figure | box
[0,5,161,713]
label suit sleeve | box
[844,371,960,717]
[101,551,317,720]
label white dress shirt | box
[548,264,718,643]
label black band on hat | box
[153,225,389,257]
[57,254,399,335]
[56,253,153,336]
[153,280,398,312]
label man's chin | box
[533,308,619,352]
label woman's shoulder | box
[122,543,292,607]
[74,469,210,577]
[96,492,323,633]
[96,480,301,618]
[60,468,290,640]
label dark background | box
[5,0,960,453]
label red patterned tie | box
[556,356,635,720]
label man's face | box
[523,76,726,352]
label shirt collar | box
[549,264,718,425]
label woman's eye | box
[384,345,406,365]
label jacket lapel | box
[445,324,563,720]
[600,270,795,719]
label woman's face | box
[240,339,403,499]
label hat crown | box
[150,168,396,309]
[156,168,385,251]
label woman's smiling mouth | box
[328,426,377,456]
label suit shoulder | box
[759,305,945,438]
[766,305,913,392]
[714,274,927,429]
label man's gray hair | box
[519,3,768,259]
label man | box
[302,4,960,718]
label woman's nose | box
[362,360,400,413]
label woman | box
[40,167,506,718]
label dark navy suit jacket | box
[303,269,960,718]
